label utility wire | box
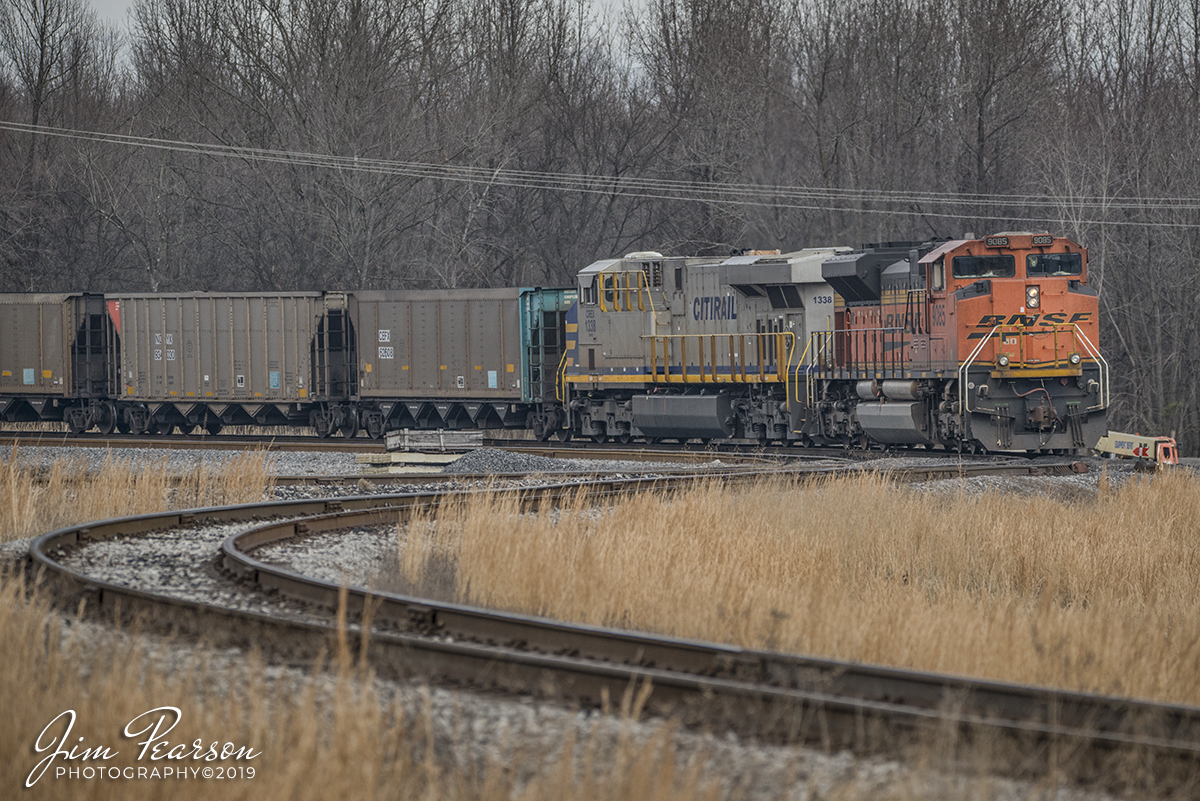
[3,119,1199,228]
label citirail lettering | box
[692,295,737,322]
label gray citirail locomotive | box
[559,248,842,443]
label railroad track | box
[0,427,1050,463]
[0,431,785,464]
[19,458,1197,789]
[0,431,386,454]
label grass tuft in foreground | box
[0,566,728,800]
[396,471,1200,707]
[0,446,277,543]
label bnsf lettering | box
[968,311,1093,339]
[692,296,737,321]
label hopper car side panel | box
[0,294,74,402]
[0,293,118,431]
[347,288,572,436]
[351,289,523,402]
[111,293,324,432]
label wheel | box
[535,418,553,442]
[67,414,87,435]
[364,412,386,440]
[204,414,223,436]
[617,432,632,444]
[645,437,661,445]
[591,431,608,444]
[116,413,131,434]
[339,410,359,438]
[312,411,333,438]
[96,402,117,435]
[556,425,573,442]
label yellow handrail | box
[555,349,569,402]
[791,334,813,403]
[640,332,793,384]
[596,271,651,314]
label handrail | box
[784,331,798,402]
[806,327,907,377]
[642,332,792,383]
[597,271,651,315]
[1072,324,1110,411]
[989,323,1084,370]
[793,336,814,403]
[555,350,569,403]
[959,324,1001,414]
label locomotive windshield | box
[952,255,1015,278]
[1026,253,1082,276]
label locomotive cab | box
[929,233,1107,451]
[805,233,1108,453]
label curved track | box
[18,459,1199,788]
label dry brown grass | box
[0,568,726,800]
[0,446,277,543]
[397,471,1200,707]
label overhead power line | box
[3,119,1199,229]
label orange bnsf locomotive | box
[560,233,1108,453]
[809,233,1107,452]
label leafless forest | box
[1,0,1198,447]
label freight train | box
[0,233,1108,453]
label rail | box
[597,271,647,313]
[644,332,794,386]
[1073,323,1110,411]
[959,324,1001,415]
[805,327,911,378]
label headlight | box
[997,354,1010,367]
[1026,285,1040,308]
[1069,352,1081,365]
